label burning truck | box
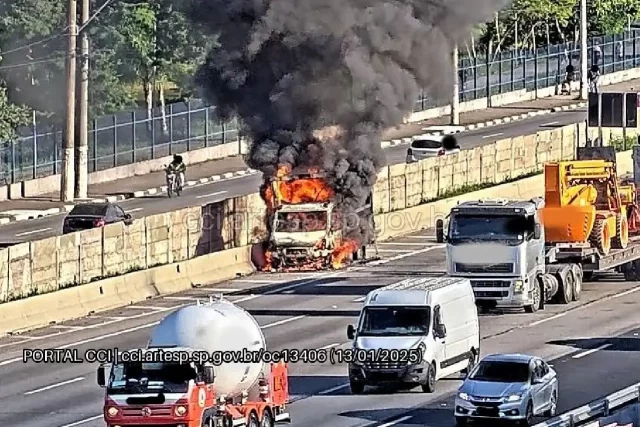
[261,165,375,271]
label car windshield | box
[359,306,430,336]
[469,361,530,383]
[449,215,532,242]
[275,211,327,232]
[108,361,197,394]
[412,139,442,149]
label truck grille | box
[122,406,172,417]
[471,280,511,288]
[365,361,409,370]
[474,290,509,298]
[456,263,514,273]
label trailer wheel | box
[570,264,582,301]
[612,213,629,249]
[589,218,611,256]
[553,266,574,305]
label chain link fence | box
[2,30,640,185]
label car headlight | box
[514,280,523,293]
[107,407,119,417]
[174,405,187,416]
[458,392,470,401]
[505,394,522,402]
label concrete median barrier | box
[0,122,634,335]
[0,245,254,335]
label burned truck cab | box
[269,202,337,265]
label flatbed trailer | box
[546,235,640,280]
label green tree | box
[0,86,31,142]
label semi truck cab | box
[443,198,549,312]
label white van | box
[346,276,480,394]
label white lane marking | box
[195,190,227,200]
[127,208,143,213]
[58,415,103,427]
[25,377,85,395]
[378,416,413,427]
[261,316,306,329]
[0,245,442,366]
[377,242,433,246]
[368,244,445,266]
[235,279,287,284]
[318,383,349,395]
[50,325,83,330]
[572,343,612,359]
[352,297,366,302]
[234,294,260,303]
[319,342,341,350]
[375,249,413,253]
[406,235,432,239]
[15,228,52,237]
[541,121,558,126]
[124,306,169,311]
[482,132,503,139]
[527,284,640,327]
[162,296,201,301]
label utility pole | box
[579,0,588,100]
[76,0,89,199]
[451,44,460,125]
[61,0,77,202]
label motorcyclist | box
[166,154,186,190]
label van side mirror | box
[533,223,542,239]
[203,365,215,384]
[97,364,107,387]
[435,323,447,338]
[347,324,356,340]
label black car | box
[62,202,133,234]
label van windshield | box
[359,306,431,336]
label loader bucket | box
[540,205,597,243]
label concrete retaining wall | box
[5,66,640,201]
[0,123,635,335]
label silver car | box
[454,354,558,426]
[405,135,460,163]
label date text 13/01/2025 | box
[23,348,424,365]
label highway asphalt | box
[2,228,640,427]
[0,107,587,244]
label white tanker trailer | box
[97,296,291,427]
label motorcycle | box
[165,168,182,197]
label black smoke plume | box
[182,0,511,242]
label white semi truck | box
[97,296,291,427]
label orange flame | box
[264,165,334,210]
[331,239,359,269]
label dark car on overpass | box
[62,202,133,234]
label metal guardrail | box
[533,382,640,427]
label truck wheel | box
[349,377,365,394]
[612,213,629,249]
[553,266,574,305]
[261,410,274,427]
[248,412,259,427]
[583,271,594,282]
[421,362,437,393]
[570,265,582,302]
[589,218,611,256]
[524,282,541,313]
